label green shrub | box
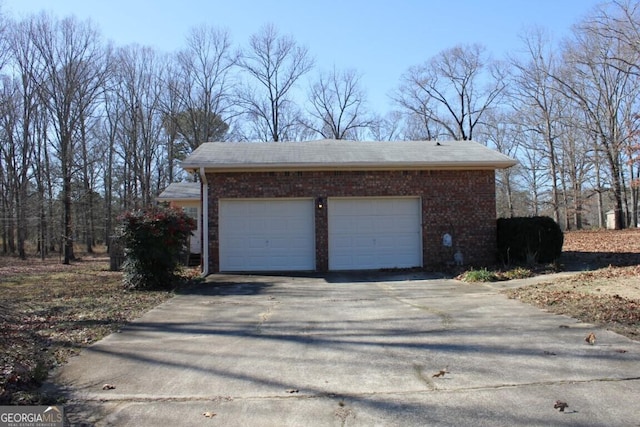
[119,206,196,290]
[497,216,563,265]
[462,268,499,282]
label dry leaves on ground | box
[507,230,640,341]
[0,256,176,404]
[563,229,640,254]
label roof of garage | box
[157,182,200,201]
[181,139,518,172]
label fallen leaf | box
[585,332,596,345]
[286,389,299,393]
[102,383,116,390]
[432,366,449,378]
[554,400,569,412]
[202,411,216,418]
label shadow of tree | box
[45,274,640,425]
[560,251,640,271]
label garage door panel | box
[332,220,356,234]
[396,237,420,251]
[374,236,396,249]
[356,219,377,233]
[219,199,315,271]
[394,217,419,230]
[265,221,286,234]
[282,218,310,232]
[248,238,267,249]
[329,198,422,270]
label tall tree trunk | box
[16,181,27,259]
[631,162,639,228]
[611,167,625,230]
[573,179,583,229]
[606,136,626,229]
[594,148,605,228]
[0,176,7,254]
[505,171,515,218]
[104,121,115,253]
[547,138,561,225]
[61,135,74,264]
[44,135,56,253]
[80,119,94,253]
[560,175,570,230]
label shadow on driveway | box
[47,274,640,427]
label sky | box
[2,0,606,114]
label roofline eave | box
[181,160,518,173]
[157,197,200,202]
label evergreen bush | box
[119,206,196,290]
[497,216,563,265]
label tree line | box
[1,1,639,261]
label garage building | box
[180,139,517,274]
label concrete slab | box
[45,273,640,426]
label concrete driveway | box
[47,273,640,426]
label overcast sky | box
[2,0,605,113]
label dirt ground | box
[506,229,640,340]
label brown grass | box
[506,229,640,341]
[0,250,181,404]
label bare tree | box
[477,110,523,218]
[622,111,640,227]
[112,44,166,208]
[510,28,566,224]
[304,67,371,140]
[570,1,640,227]
[76,112,106,253]
[0,6,8,70]
[393,70,442,140]
[586,0,640,76]
[160,62,181,183]
[368,111,403,141]
[167,25,235,152]
[519,130,552,216]
[100,81,123,249]
[0,75,21,256]
[30,13,109,263]
[395,44,506,141]
[3,17,48,258]
[552,14,640,229]
[236,24,314,141]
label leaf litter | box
[506,229,640,341]
[0,256,176,404]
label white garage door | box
[328,198,422,270]
[219,199,315,271]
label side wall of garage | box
[205,169,497,272]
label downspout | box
[200,167,209,276]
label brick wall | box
[206,169,497,272]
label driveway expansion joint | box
[70,377,640,405]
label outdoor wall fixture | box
[316,197,324,210]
